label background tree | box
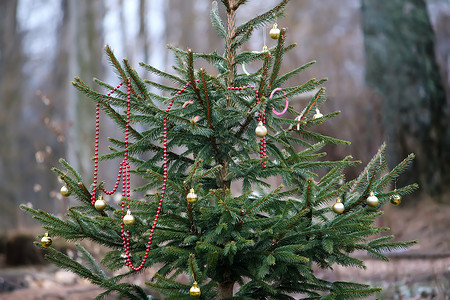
[22,0,418,299]
[0,0,25,230]
[361,0,449,197]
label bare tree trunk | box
[218,281,234,299]
[138,0,149,63]
[66,0,105,179]
[0,0,23,230]
[362,0,449,197]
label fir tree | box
[22,1,418,299]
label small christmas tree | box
[22,1,418,299]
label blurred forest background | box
[1,0,450,281]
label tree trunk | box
[66,0,105,179]
[218,281,234,299]
[361,0,449,196]
[0,0,23,230]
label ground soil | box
[1,195,449,299]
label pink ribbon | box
[270,88,289,115]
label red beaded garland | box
[91,78,266,272]
[91,81,124,205]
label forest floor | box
[1,194,449,300]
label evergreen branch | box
[235,50,269,65]
[210,189,224,205]
[244,185,284,215]
[139,62,185,85]
[194,165,223,183]
[196,241,224,254]
[188,49,204,107]
[123,59,148,101]
[345,174,378,212]
[241,216,282,229]
[235,114,254,139]
[348,143,386,195]
[58,158,83,182]
[210,1,227,38]
[294,160,360,171]
[72,77,143,142]
[235,0,289,36]
[143,79,178,94]
[231,25,254,49]
[146,169,184,193]
[20,206,80,234]
[78,181,93,199]
[95,283,148,300]
[185,158,203,185]
[221,0,231,12]
[298,129,350,145]
[105,45,128,82]
[375,153,415,190]
[52,165,92,205]
[274,207,309,234]
[318,180,355,206]
[273,251,309,264]
[258,51,271,96]
[303,87,325,118]
[269,28,287,90]
[234,0,249,9]
[76,243,107,280]
[196,51,227,65]
[200,69,214,129]
[274,61,316,87]
[189,254,199,282]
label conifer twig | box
[188,49,204,106]
[200,69,214,129]
[269,28,287,90]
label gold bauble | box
[123,210,135,225]
[186,188,198,203]
[255,121,267,137]
[269,23,280,40]
[189,281,201,297]
[391,194,402,205]
[60,185,71,197]
[41,233,52,248]
[332,198,345,214]
[366,191,379,207]
[94,195,107,211]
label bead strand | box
[102,163,123,195]
[91,81,123,204]
[122,81,193,271]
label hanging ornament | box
[41,232,52,248]
[269,23,280,40]
[332,198,345,214]
[391,191,402,205]
[94,194,107,211]
[366,191,379,207]
[313,109,323,119]
[255,121,267,137]
[186,188,198,203]
[189,281,201,297]
[123,210,135,225]
[60,185,71,197]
